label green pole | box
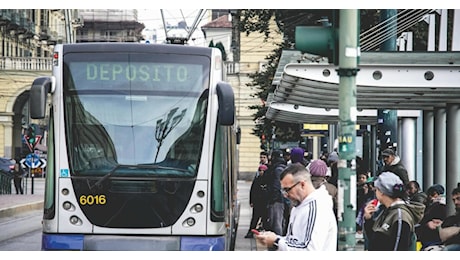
[377,10,398,156]
[337,9,359,251]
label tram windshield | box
[63,52,210,178]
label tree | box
[238,9,439,149]
[238,10,335,148]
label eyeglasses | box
[281,181,301,195]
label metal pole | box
[64,10,71,44]
[337,9,359,251]
[31,156,34,195]
[377,10,398,157]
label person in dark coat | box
[379,148,409,185]
[438,187,460,251]
[415,184,447,250]
[245,164,270,238]
[265,149,286,236]
[13,159,24,195]
[406,180,427,204]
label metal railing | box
[225,61,267,74]
[0,57,264,75]
[0,57,53,71]
[0,172,13,194]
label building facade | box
[76,9,144,42]
[0,9,144,162]
[202,11,282,179]
[0,9,279,180]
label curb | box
[0,201,44,219]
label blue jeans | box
[266,201,285,235]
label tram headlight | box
[183,217,196,227]
[190,203,203,213]
[62,201,74,211]
[69,215,82,226]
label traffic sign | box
[21,153,46,169]
[24,134,42,152]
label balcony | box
[39,27,50,41]
[0,57,53,71]
[224,61,268,74]
[0,10,12,26]
[1,57,263,75]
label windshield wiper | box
[88,164,123,191]
[137,164,190,173]
[87,164,192,191]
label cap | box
[308,159,328,177]
[374,171,404,197]
[290,147,305,164]
[382,148,396,157]
[258,164,268,171]
[427,184,445,195]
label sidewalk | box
[235,180,265,251]
[0,177,44,219]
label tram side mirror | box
[216,82,235,126]
[30,76,54,119]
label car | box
[0,157,15,175]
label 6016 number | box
[79,195,106,205]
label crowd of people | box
[245,146,460,251]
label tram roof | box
[267,50,460,124]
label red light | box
[53,52,58,59]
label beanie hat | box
[327,152,339,163]
[258,164,268,171]
[427,184,444,195]
[290,147,305,164]
[374,171,404,197]
[271,149,284,160]
[308,159,328,177]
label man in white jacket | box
[255,163,338,251]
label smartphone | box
[251,229,260,235]
[371,199,378,206]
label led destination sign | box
[68,61,206,91]
[85,63,192,82]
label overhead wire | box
[360,9,436,51]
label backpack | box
[395,207,418,251]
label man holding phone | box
[255,163,337,251]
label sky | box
[138,9,206,29]
[137,9,211,45]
